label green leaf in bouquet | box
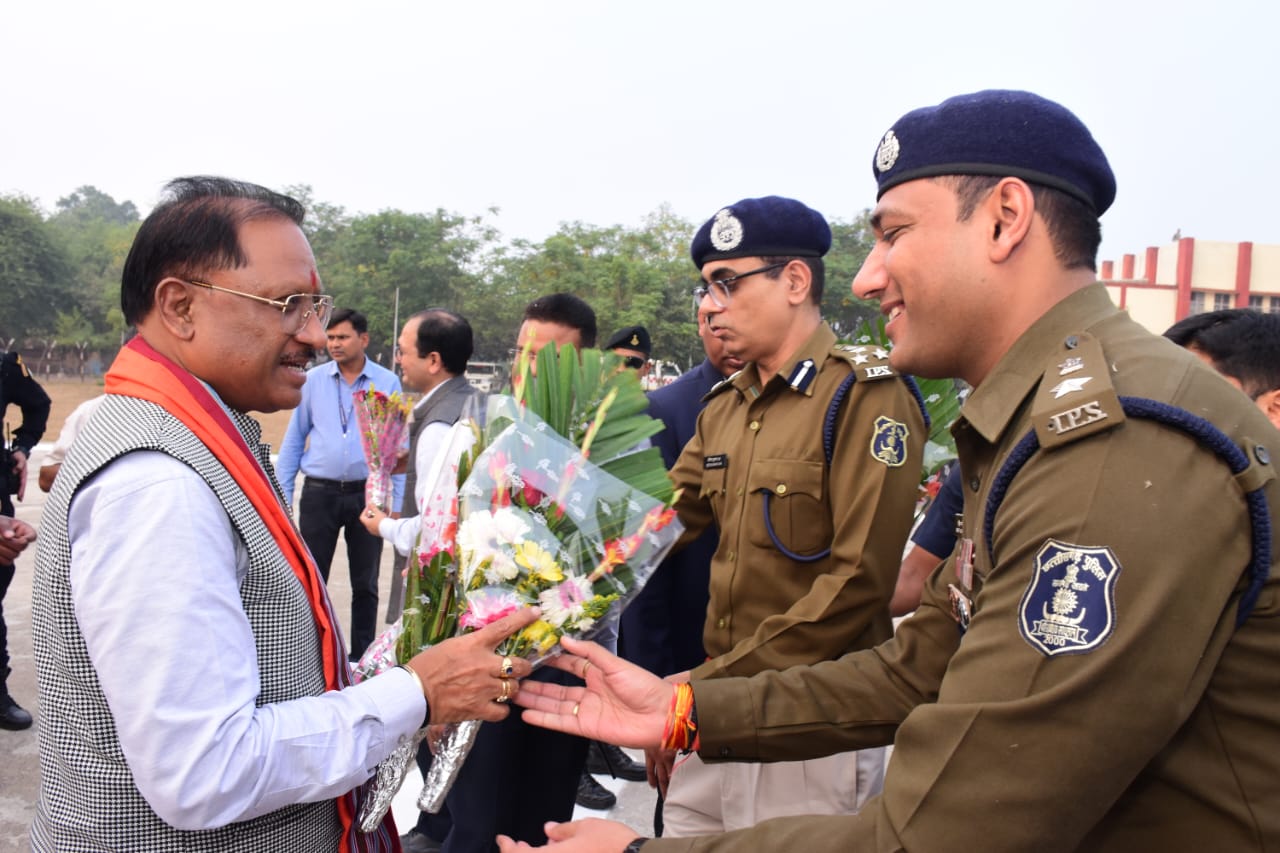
[514,344,676,502]
[600,448,675,504]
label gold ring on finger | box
[572,702,580,717]
[496,678,512,704]
[581,660,593,678]
[501,656,515,678]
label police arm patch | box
[1018,539,1122,656]
[869,415,909,467]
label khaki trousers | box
[662,747,886,836]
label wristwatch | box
[623,839,649,853]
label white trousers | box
[662,747,886,836]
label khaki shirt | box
[665,286,1280,852]
[670,322,926,681]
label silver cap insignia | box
[709,208,744,251]
[875,130,900,173]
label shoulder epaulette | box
[830,343,897,382]
[702,369,741,402]
[1031,331,1124,450]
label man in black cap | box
[500,91,1280,852]
[1,350,49,730]
[604,325,653,382]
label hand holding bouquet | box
[353,387,413,512]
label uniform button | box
[776,483,787,495]
[736,487,744,496]
[969,477,980,492]
[1257,445,1271,465]
[726,551,735,561]
[717,617,726,629]
[1064,335,1079,349]
[749,420,761,431]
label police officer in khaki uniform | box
[501,91,1280,853]
[653,197,926,836]
[1,351,50,730]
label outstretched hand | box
[513,636,672,750]
[497,817,640,852]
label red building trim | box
[1174,237,1195,320]
[1235,242,1253,307]
[1145,247,1158,284]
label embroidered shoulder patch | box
[869,415,909,467]
[1018,539,1121,656]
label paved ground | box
[0,446,655,852]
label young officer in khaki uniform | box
[501,91,1280,853]
[655,197,926,835]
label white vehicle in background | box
[643,360,682,391]
[465,361,506,392]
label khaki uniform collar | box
[730,321,837,399]
[958,284,1118,445]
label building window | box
[1213,293,1232,311]
[1271,298,1280,316]
[1189,292,1206,314]
[1250,295,1264,310]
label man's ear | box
[782,260,813,306]
[986,177,1035,264]
[152,278,197,340]
[1255,387,1280,431]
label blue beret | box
[690,195,832,269]
[872,90,1116,215]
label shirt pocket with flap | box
[746,459,831,557]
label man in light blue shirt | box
[276,308,404,659]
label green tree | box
[47,185,141,346]
[318,208,499,363]
[823,210,881,337]
[0,195,77,342]
[483,206,699,368]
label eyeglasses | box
[184,278,334,335]
[622,355,646,370]
[692,261,789,312]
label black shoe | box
[0,692,32,731]
[575,771,616,810]
[399,829,443,853]
[586,741,647,782]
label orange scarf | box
[107,337,398,852]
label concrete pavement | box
[0,446,656,852]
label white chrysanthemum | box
[483,553,520,584]
[456,508,530,585]
[538,575,594,629]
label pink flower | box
[459,588,523,629]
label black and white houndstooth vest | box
[31,394,343,852]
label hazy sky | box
[4,0,1277,270]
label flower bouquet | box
[355,344,683,829]
[353,387,413,513]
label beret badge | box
[709,208,744,251]
[875,130,900,173]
